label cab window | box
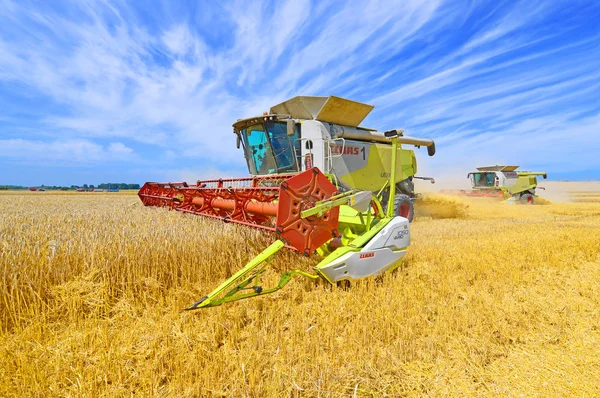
[244,124,277,174]
[474,173,494,187]
[265,121,300,173]
[240,122,300,175]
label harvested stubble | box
[1,191,600,396]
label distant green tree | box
[96,183,139,190]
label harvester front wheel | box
[394,194,414,222]
[519,193,535,205]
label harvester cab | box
[233,95,436,222]
[467,165,547,204]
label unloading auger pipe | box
[517,172,547,179]
[333,127,436,156]
[393,130,436,157]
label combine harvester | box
[448,165,547,204]
[138,96,436,309]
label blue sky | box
[0,0,599,186]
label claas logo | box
[359,252,375,259]
[331,145,360,156]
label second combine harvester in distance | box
[449,165,547,204]
[138,96,436,309]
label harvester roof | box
[270,96,374,127]
[232,95,375,132]
[476,165,519,172]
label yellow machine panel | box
[331,141,417,191]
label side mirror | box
[286,119,295,136]
[236,134,241,149]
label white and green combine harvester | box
[465,165,548,204]
[138,96,436,309]
[234,95,436,221]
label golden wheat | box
[570,192,600,203]
[415,193,469,219]
[1,190,599,396]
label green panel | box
[337,205,369,231]
[507,175,538,195]
[347,217,391,248]
[336,143,417,192]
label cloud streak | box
[0,138,136,163]
[0,0,598,185]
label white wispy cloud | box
[0,0,598,185]
[0,138,136,163]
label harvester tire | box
[519,193,535,205]
[394,194,414,222]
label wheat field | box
[1,188,599,396]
